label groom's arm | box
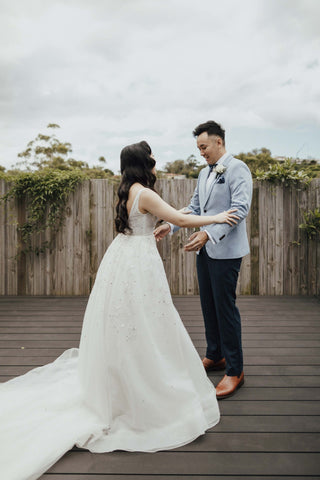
[204,162,252,244]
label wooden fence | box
[0,178,319,296]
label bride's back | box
[127,188,156,236]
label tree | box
[236,148,276,177]
[164,155,204,178]
[16,124,75,170]
[14,124,114,177]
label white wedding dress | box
[0,188,220,480]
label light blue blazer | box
[173,154,253,259]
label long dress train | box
[0,188,220,480]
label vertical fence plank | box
[89,180,99,288]
[267,185,276,295]
[250,184,259,295]
[53,190,73,295]
[316,182,320,296]
[73,181,90,295]
[16,198,26,295]
[0,180,7,295]
[275,185,284,295]
[0,180,19,295]
[44,223,53,295]
[104,181,115,263]
[259,183,268,295]
[27,230,46,295]
[238,206,251,295]
[290,187,300,295]
[89,180,115,288]
[283,186,292,295]
[306,182,318,295]
[298,186,309,295]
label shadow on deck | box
[0,295,319,479]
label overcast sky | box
[1,0,320,173]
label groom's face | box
[197,132,222,165]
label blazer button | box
[204,209,207,213]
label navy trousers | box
[196,247,243,376]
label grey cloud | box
[306,59,319,70]
[0,0,320,169]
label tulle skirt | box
[0,233,220,480]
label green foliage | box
[1,169,86,255]
[236,148,276,177]
[299,159,320,179]
[299,208,320,240]
[237,148,320,179]
[255,159,311,186]
[164,155,205,178]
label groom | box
[154,121,252,399]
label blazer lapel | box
[203,154,233,208]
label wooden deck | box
[0,295,319,479]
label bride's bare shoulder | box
[138,187,160,203]
[127,184,158,214]
[129,184,158,199]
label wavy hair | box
[115,141,156,234]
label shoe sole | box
[216,377,245,400]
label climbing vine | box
[299,208,320,240]
[1,169,86,255]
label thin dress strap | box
[129,188,148,217]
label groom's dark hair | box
[193,121,225,145]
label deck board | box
[0,295,319,479]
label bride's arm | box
[140,189,238,228]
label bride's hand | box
[153,223,171,241]
[214,209,239,226]
[178,207,192,214]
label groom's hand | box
[184,231,208,252]
[153,223,171,242]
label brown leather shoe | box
[202,357,226,372]
[216,372,244,399]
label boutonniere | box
[215,164,226,175]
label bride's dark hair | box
[115,140,156,234]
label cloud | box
[0,0,319,171]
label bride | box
[0,140,239,480]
